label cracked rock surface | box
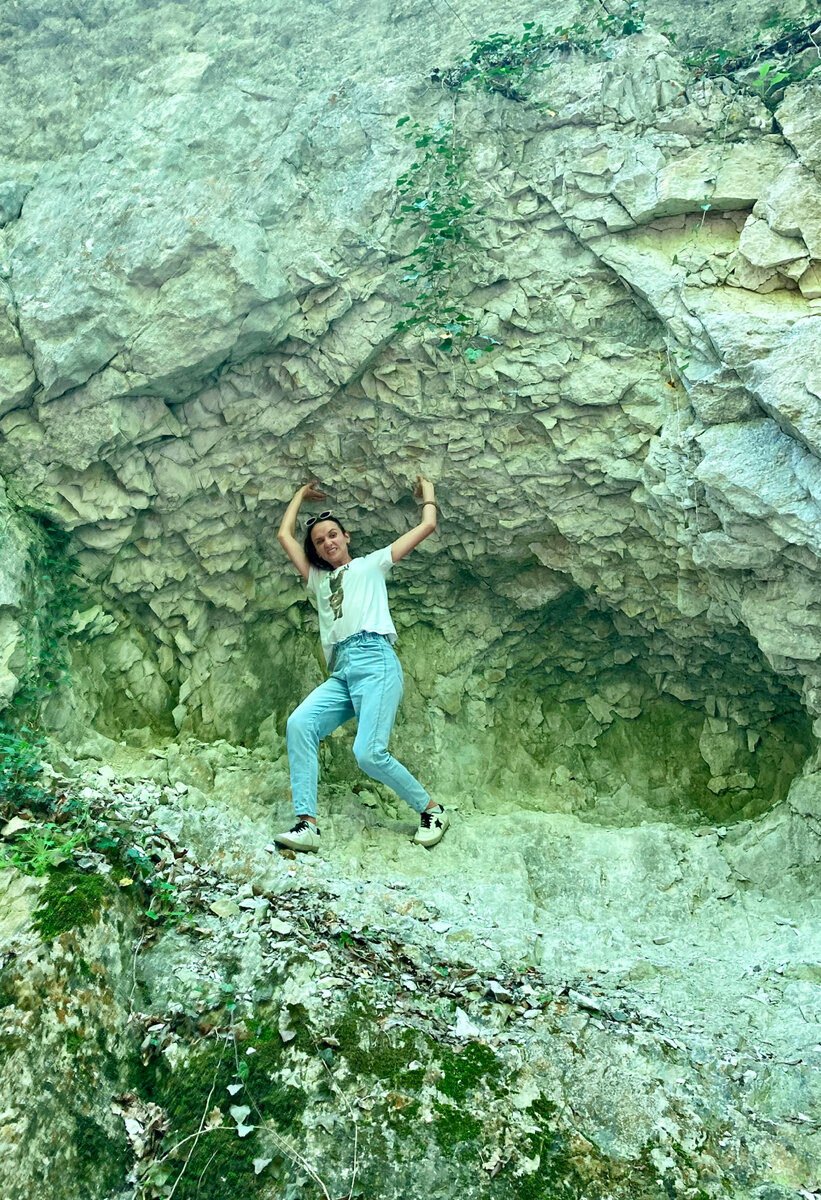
[2,1,821,1197]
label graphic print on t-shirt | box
[329,564,349,621]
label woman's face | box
[311,520,351,567]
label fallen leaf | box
[482,1147,502,1172]
[452,1007,484,1038]
[1,817,30,837]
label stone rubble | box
[1,752,820,1195]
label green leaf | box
[396,115,411,127]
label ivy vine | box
[392,7,651,359]
[391,4,818,356]
[433,6,649,97]
[686,13,821,104]
[12,514,79,717]
[0,513,80,812]
[393,118,490,356]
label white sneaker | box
[413,806,449,848]
[271,820,321,853]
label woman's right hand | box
[301,480,327,503]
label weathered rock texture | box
[0,1,819,803]
[3,759,821,1200]
[2,0,821,1196]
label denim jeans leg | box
[286,676,354,818]
[347,639,430,814]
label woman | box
[272,477,448,852]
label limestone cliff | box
[2,1,821,1197]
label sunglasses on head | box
[305,510,336,529]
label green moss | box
[432,1101,482,1151]
[279,1002,315,1053]
[334,1007,419,1081]
[170,1128,275,1200]
[505,1098,671,1200]
[70,1112,128,1198]
[509,1095,574,1200]
[140,1043,265,1200]
[33,869,107,941]
[398,1065,425,1089]
[132,1019,313,1200]
[438,1040,502,1101]
[383,1096,421,1131]
[260,1082,308,1131]
[65,1029,83,1054]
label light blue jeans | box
[286,632,430,820]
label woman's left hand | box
[414,474,434,501]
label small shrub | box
[0,724,47,815]
[0,820,88,875]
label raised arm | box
[277,481,326,581]
[391,476,438,564]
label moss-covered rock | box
[33,868,107,941]
[0,881,139,1200]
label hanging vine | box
[391,8,651,359]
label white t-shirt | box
[307,546,397,666]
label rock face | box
[0,0,819,800]
[2,0,821,1195]
[0,864,138,1200]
